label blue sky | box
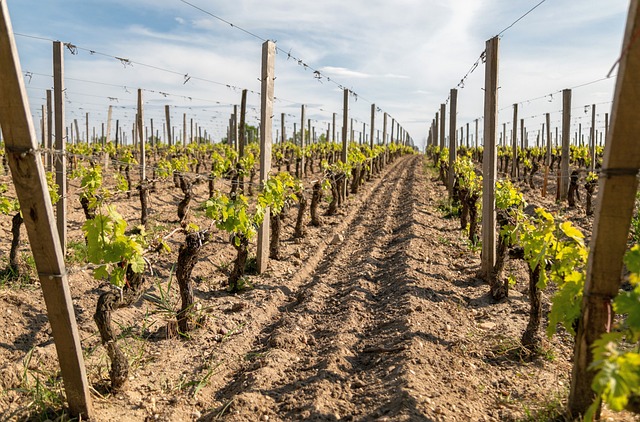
[6,0,630,148]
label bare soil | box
[0,154,638,421]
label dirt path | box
[209,155,425,421]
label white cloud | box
[8,0,632,148]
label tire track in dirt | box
[208,155,425,421]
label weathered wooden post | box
[165,105,172,146]
[560,89,571,200]
[46,89,52,172]
[569,1,640,416]
[137,89,145,181]
[256,40,275,274]
[0,4,93,417]
[448,89,457,198]
[53,41,66,254]
[480,36,499,282]
[439,104,446,150]
[590,104,596,171]
[239,89,247,158]
[511,104,518,179]
[341,89,349,163]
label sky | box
[4,0,631,150]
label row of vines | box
[426,142,640,419]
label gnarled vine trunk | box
[310,181,322,226]
[294,192,307,239]
[229,234,249,293]
[176,231,208,335]
[521,263,542,351]
[269,213,281,260]
[94,265,146,390]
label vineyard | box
[1,0,640,422]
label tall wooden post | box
[590,104,596,171]
[383,112,388,163]
[475,119,479,149]
[332,112,336,143]
[150,118,155,147]
[481,36,499,280]
[465,122,470,149]
[239,89,247,158]
[439,104,446,150]
[165,105,172,146]
[0,6,93,418]
[434,112,439,149]
[182,113,186,147]
[448,88,457,198]
[46,89,52,172]
[280,112,285,145]
[137,89,145,181]
[370,104,375,150]
[300,104,306,171]
[569,1,640,416]
[233,105,239,152]
[256,41,275,274]
[560,89,571,199]
[341,89,348,164]
[350,118,354,142]
[53,41,66,255]
[511,104,518,179]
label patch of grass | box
[436,198,461,219]
[518,391,569,422]
[6,347,72,422]
[437,236,451,246]
[0,258,36,289]
[66,239,88,264]
[244,255,258,275]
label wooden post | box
[46,89,52,172]
[256,40,275,274]
[350,117,354,143]
[605,112,609,145]
[300,104,306,170]
[560,89,571,200]
[511,104,518,179]
[137,89,145,181]
[165,105,172,146]
[383,112,388,162]
[0,6,93,417]
[542,112,551,197]
[239,89,247,157]
[480,36,499,280]
[434,112,439,149]
[590,104,596,171]
[233,105,239,152]
[341,89,349,164]
[115,119,119,149]
[106,105,112,146]
[390,118,395,144]
[182,113,187,147]
[448,88,457,198]
[370,104,375,150]
[465,122,470,149]
[332,112,336,143]
[475,119,479,149]
[150,118,154,147]
[439,104,446,150]
[53,41,66,255]
[85,112,89,144]
[280,112,285,145]
[569,2,640,416]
